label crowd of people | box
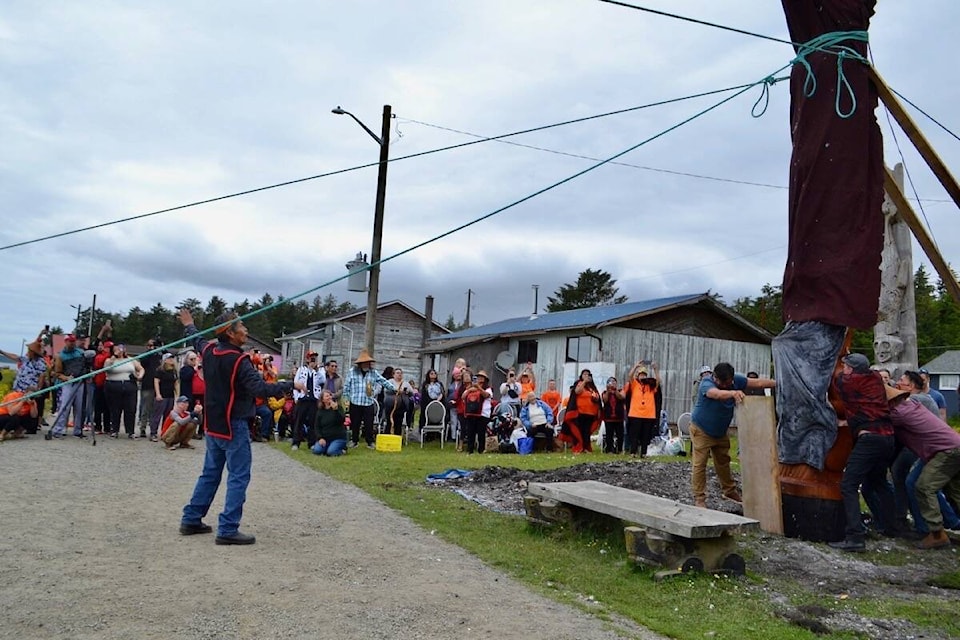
[4,320,959,553]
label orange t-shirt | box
[520,381,536,397]
[0,391,32,417]
[541,389,561,414]
[626,379,658,419]
[575,388,600,417]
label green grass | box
[276,439,951,639]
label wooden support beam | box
[870,66,960,209]
[869,65,960,304]
[883,168,960,304]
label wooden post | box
[735,396,783,534]
[869,66,960,304]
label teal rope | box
[790,30,869,118]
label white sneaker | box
[291,444,299,451]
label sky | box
[2,1,959,353]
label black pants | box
[106,380,138,435]
[349,403,376,445]
[291,398,318,446]
[841,433,896,539]
[463,415,486,454]
[626,417,657,455]
[604,420,624,453]
[93,385,109,431]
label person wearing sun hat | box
[13,333,48,434]
[886,384,960,550]
[343,349,395,449]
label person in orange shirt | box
[0,390,38,440]
[518,365,536,397]
[540,380,562,422]
[623,360,660,457]
[560,369,602,453]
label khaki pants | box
[916,447,960,531]
[162,422,197,446]
[690,423,737,501]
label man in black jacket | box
[177,309,302,545]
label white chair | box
[420,400,447,448]
[677,412,692,454]
[372,399,382,434]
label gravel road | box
[0,435,662,640]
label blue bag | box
[517,437,535,455]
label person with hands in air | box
[176,308,304,546]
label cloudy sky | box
[2,0,958,352]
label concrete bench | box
[524,480,759,577]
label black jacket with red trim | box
[184,324,292,440]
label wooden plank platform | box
[525,480,760,575]
[526,480,759,539]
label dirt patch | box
[435,459,960,639]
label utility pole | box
[464,289,473,328]
[333,104,392,357]
[365,104,392,356]
[88,294,96,338]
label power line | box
[0,80,771,253]
[597,0,793,46]
[400,117,953,204]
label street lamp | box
[332,104,392,357]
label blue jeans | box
[256,404,275,439]
[52,381,85,435]
[906,459,960,533]
[311,438,347,456]
[182,419,252,537]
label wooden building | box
[276,299,449,381]
[423,293,773,424]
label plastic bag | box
[517,437,535,455]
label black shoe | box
[44,431,53,441]
[828,538,866,552]
[179,522,213,536]
[215,531,256,545]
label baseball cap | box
[64,333,77,342]
[841,353,870,372]
[698,365,712,375]
[918,368,930,375]
[176,395,190,404]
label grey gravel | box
[0,436,663,640]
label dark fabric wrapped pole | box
[773,1,883,541]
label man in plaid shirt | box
[343,349,395,449]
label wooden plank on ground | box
[736,396,783,535]
[526,480,759,539]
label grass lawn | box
[276,437,957,639]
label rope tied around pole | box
[790,30,869,119]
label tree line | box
[74,294,356,348]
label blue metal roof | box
[435,293,707,341]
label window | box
[517,340,538,364]
[565,336,599,363]
[938,374,958,391]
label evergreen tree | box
[545,269,628,312]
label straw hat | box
[26,340,43,355]
[354,349,375,365]
[885,385,910,402]
[476,370,489,380]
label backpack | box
[463,386,484,417]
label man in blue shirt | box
[690,362,776,509]
[918,369,947,422]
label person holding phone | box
[623,360,660,457]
